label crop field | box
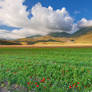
[0,48,92,92]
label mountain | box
[15,27,92,45]
[48,32,71,37]
[27,35,42,38]
[0,40,21,45]
[1,27,92,45]
[49,27,92,37]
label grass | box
[0,48,92,92]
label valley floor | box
[1,43,92,48]
[0,48,92,92]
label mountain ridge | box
[0,27,92,45]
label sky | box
[0,0,92,40]
[24,0,92,21]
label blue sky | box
[0,0,92,39]
[1,0,92,31]
[24,0,92,21]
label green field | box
[0,48,92,92]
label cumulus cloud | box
[0,28,48,40]
[0,29,25,39]
[78,18,92,28]
[0,0,30,28]
[31,3,75,32]
[0,0,91,39]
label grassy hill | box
[1,27,92,45]
[49,27,92,37]
[15,27,92,45]
[0,40,21,45]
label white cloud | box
[0,0,30,28]
[0,0,91,40]
[31,3,75,32]
[0,29,25,39]
[78,18,92,27]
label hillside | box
[75,32,92,43]
[14,27,92,45]
[0,40,21,45]
[15,35,74,45]
[49,27,92,37]
[1,27,92,45]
